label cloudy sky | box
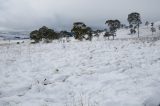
[0,0,160,31]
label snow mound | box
[144,90,160,106]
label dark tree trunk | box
[138,24,140,38]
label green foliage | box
[85,27,93,41]
[105,20,120,33]
[60,31,72,38]
[71,22,93,41]
[150,23,156,35]
[30,26,59,43]
[128,12,141,25]
[128,12,142,37]
[130,29,136,34]
[30,30,41,43]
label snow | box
[155,21,160,27]
[0,26,160,106]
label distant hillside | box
[0,31,30,40]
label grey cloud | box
[0,0,160,31]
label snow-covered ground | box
[0,26,160,106]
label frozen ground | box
[0,26,160,106]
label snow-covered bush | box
[143,92,160,106]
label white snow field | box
[0,26,160,106]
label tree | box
[151,27,156,35]
[121,24,126,29]
[128,12,142,37]
[71,22,86,40]
[30,26,59,43]
[130,28,136,34]
[39,26,58,40]
[151,22,154,27]
[145,21,149,27]
[104,32,113,40]
[39,26,49,39]
[105,20,121,40]
[85,27,93,41]
[60,31,71,37]
[30,30,41,43]
[151,22,156,35]
[71,22,92,41]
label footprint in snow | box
[55,75,70,82]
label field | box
[0,26,160,106]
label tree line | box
[30,12,160,43]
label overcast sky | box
[0,0,160,31]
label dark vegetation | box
[30,12,158,43]
[30,26,59,43]
[127,12,142,37]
